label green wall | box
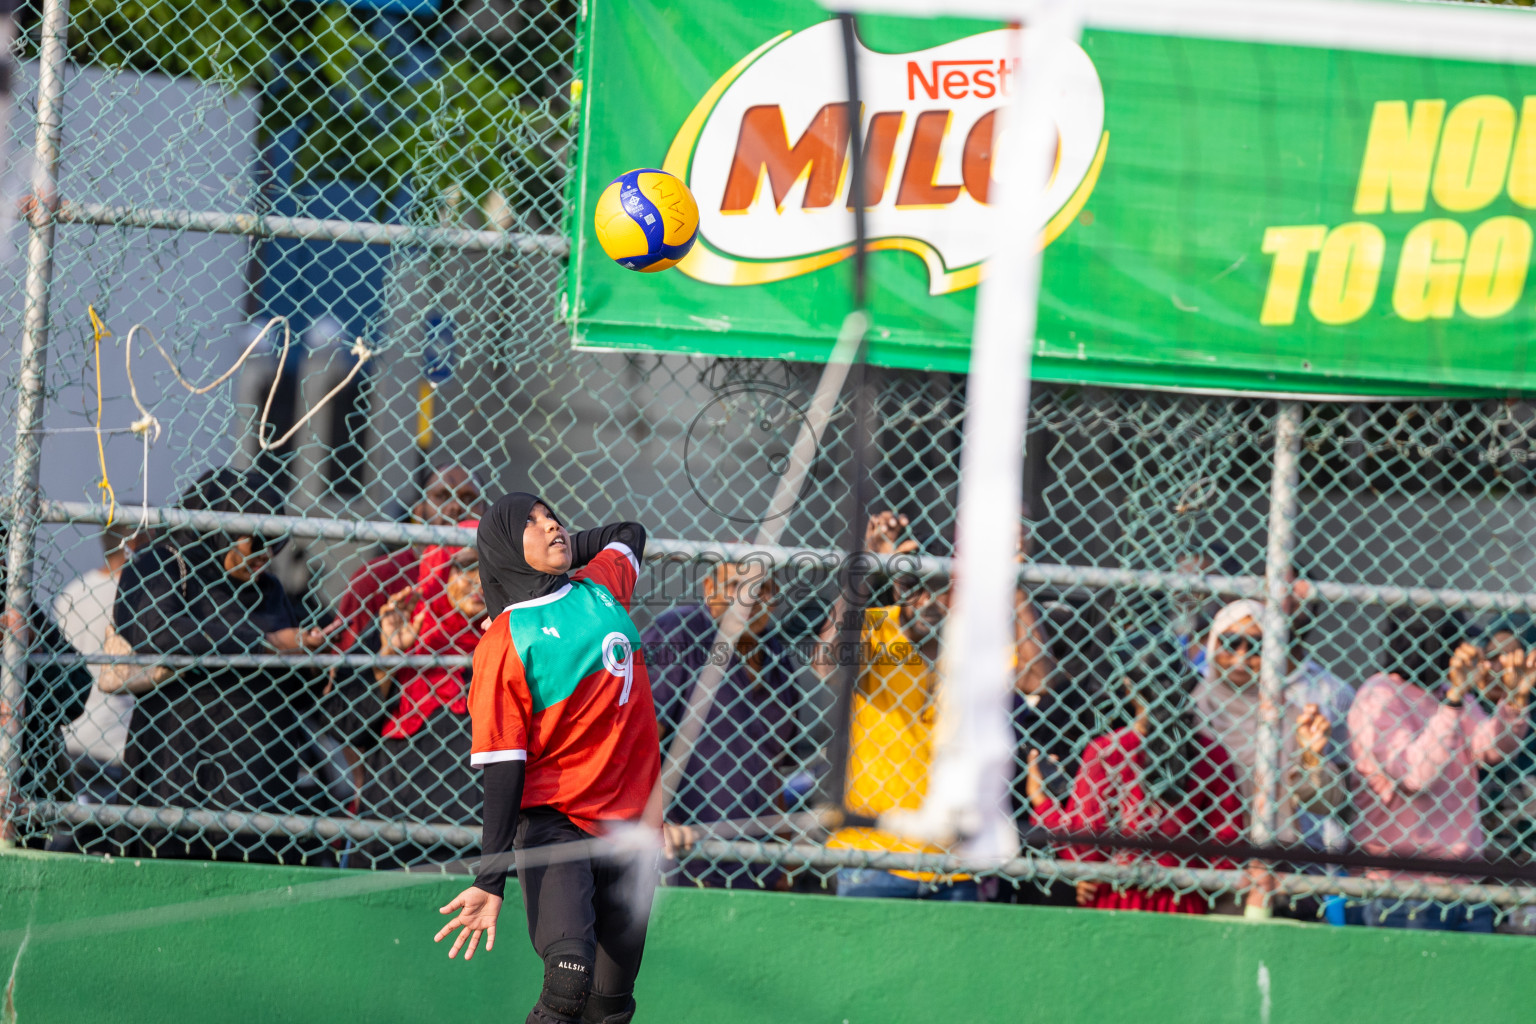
[0,850,1528,1023]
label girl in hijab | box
[1026,633,1244,914]
[350,533,487,869]
[435,493,657,1024]
[112,467,333,862]
[1193,598,1354,854]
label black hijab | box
[173,466,286,582]
[1113,632,1201,805]
[478,492,569,613]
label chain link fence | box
[4,0,1536,931]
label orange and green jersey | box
[829,605,968,882]
[468,543,660,833]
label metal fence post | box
[1254,400,1302,849]
[2,0,70,838]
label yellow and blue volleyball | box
[593,168,699,273]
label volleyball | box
[593,168,699,272]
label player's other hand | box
[379,586,423,656]
[1510,648,1536,714]
[1074,880,1100,906]
[435,885,502,961]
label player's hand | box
[1447,643,1485,703]
[1295,703,1330,763]
[1485,649,1525,706]
[435,886,502,961]
[864,510,917,557]
[663,823,699,860]
[1075,880,1100,907]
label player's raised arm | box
[569,521,647,569]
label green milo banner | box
[567,1,1536,396]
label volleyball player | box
[433,492,659,1024]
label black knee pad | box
[582,990,635,1024]
[528,940,594,1024]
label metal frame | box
[1,0,70,840]
[55,201,568,256]
[10,0,1536,913]
[43,501,1536,614]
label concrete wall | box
[0,851,1528,1024]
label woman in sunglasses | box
[1195,598,1355,844]
[1192,598,1356,917]
[112,467,334,863]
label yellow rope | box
[88,305,116,526]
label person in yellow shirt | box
[814,509,1054,900]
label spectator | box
[1469,614,1536,864]
[0,525,93,819]
[48,523,153,853]
[333,463,483,651]
[352,535,487,869]
[112,468,334,862]
[56,523,150,802]
[1003,510,1092,907]
[1027,633,1244,915]
[1349,607,1533,932]
[817,510,1054,901]
[1007,605,1093,845]
[1194,599,1355,854]
[1008,507,1077,768]
[643,557,797,888]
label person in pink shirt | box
[1349,607,1535,931]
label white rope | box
[123,315,374,452]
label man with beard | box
[332,463,484,651]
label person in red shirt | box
[350,533,486,869]
[333,464,483,650]
[1027,633,1244,915]
[435,492,659,1024]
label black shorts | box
[515,806,655,997]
